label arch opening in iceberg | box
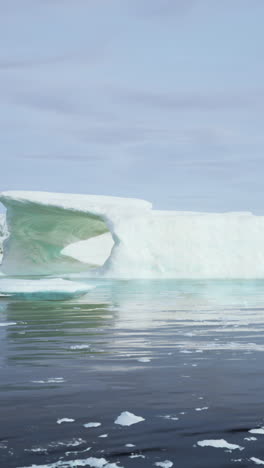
[0,197,115,275]
[0,191,151,276]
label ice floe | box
[197,439,244,450]
[31,377,65,384]
[57,418,75,424]
[155,461,173,468]
[0,322,16,327]
[70,345,90,350]
[114,411,145,426]
[249,427,264,434]
[0,278,94,300]
[251,457,264,465]
[83,422,101,428]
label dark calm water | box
[1,280,264,468]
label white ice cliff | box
[1,190,264,279]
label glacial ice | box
[1,190,264,278]
[0,278,94,300]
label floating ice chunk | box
[24,447,48,454]
[17,456,109,468]
[137,357,151,362]
[99,434,108,438]
[197,439,244,450]
[114,411,145,426]
[0,322,16,327]
[161,415,179,421]
[195,407,209,411]
[129,454,145,459]
[251,457,264,465]
[65,447,91,456]
[125,444,135,447]
[244,437,257,441]
[57,418,75,424]
[0,278,94,300]
[31,377,65,384]
[155,461,173,468]
[249,427,264,434]
[70,345,90,350]
[84,422,101,428]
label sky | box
[0,0,264,212]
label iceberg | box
[1,190,264,279]
[0,213,8,263]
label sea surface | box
[1,279,264,467]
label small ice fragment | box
[180,350,193,354]
[195,407,209,411]
[197,439,244,450]
[17,456,108,468]
[244,437,257,441]
[251,457,264,465]
[65,447,91,456]
[70,345,90,350]
[129,454,145,459]
[82,457,108,468]
[155,461,173,468]
[57,418,75,424]
[137,357,151,362]
[249,427,264,434]
[99,434,108,438]
[162,415,179,421]
[31,377,65,384]
[115,411,145,426]
[125,444,135,447]
[105,464,124,468]
[84,422,101,428]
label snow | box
[114,411,145,426]
[2,190,264,278]
[197,439,244,450]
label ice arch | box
[2,190,264,279]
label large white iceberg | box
[1,190,264,279]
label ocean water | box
[1,279,264,467]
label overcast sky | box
[0,0,264,211]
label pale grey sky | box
[0,0,264,211]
